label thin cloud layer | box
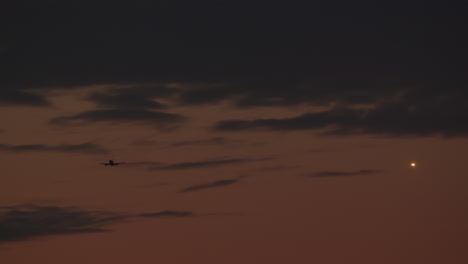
[151,159,253,170]
[170,137,232,147]
[50,109,186,129]
[309,170,380,177]
[0,143,108,154]
[180,177,244,193]
[130,139,158,145]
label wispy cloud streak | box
[180,177,244,193]
[137,211,193,217]
[151,159,251,170]
[0,143,108,154]
[170,137,233,147]
[308,169,381,177]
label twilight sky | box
[1,1,468,263]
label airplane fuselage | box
[102,160,124,166]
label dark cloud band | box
[0,205,124,242]
[214,98,468,137]
[0,205,195,243]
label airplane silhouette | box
[100,160,126,166]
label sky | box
[1,1,468,263]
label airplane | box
[100,160,126,166]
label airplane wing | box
[115,162,126,164]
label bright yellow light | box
[410,162,416,167]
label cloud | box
[122,159,260,170]
[87,92,165,109]
[175,77,395,108]
[0,143,108,154]
[0,205,195,243]
[130,139,157,145]
[308,170,381,177]
[0,205,124,242]
[85,85,175,109]
[87,78,395,110]
[251,165,299,172]
[122,161,162,168]
[137,211,193,217]
[0,89,50,107]
[214,109,356,132]
[176,85,238,105]
[180,177,244,193]
[170,137,233,147]
[50,109,186,129]
[151,159,254,170]
[214,96,468,137]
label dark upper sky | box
[2,1,467,137]
[1,1,464,86]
